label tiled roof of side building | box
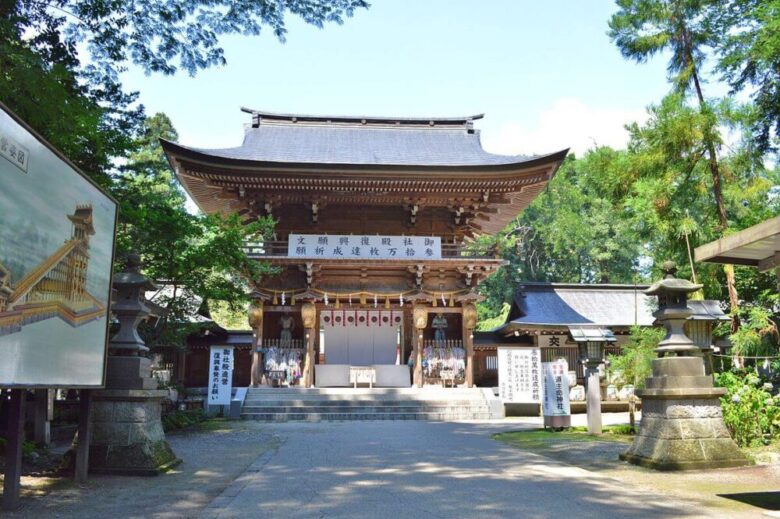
[164,108,567,167]
[504,283,657,329]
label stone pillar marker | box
[89,254,180,475]
[621,261,748,470]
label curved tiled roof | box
[170,109,549,167]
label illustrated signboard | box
[0,103,117,388]
[542,359,572,427]
[208,346,234,405]
[288,234,441,260]
[498,347,542,404]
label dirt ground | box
[496,429,780,519]
[1,420,279,519]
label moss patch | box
[493,426,635,449]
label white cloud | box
[480,98,648,157]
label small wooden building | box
[162,109,568,388]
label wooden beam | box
[695,216,780,263]
[758,252,780,273]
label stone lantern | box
[89,254,180,475]
[620,262,747,470]
[570,326,616,435]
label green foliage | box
[117,114,278,349]
[715,371,780,447]
[608,326,665,388]
[209,300,252,331]
[729,291,780,357]
[161,409,207,433]
[709,0,780,154]
[476,302,509,332]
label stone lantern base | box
[620,357,748,470]
[89,389,180,475]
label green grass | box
[493,425,635,448]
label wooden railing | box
[422,339,464,349]
[262,338,305,349]
[242,241,499,259]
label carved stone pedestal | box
[89,388,180,475]
[620,357,748,470]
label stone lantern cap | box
[644,261,702,296]
[113,253,157,292]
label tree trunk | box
[691,63,740,330]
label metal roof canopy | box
[568,326,617,343]
[694,216,780,272]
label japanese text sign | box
[498,347,542,404]
[288,234,441,260]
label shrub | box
[162,409,206,432]
[608,325,665,389]
[715,371,780,447]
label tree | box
[709,0,780,155]
[609,0,741,327]
[115,114,277,349]
[3,0,368,77]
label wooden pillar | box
[463,303,477,388]
[74,389,91,483]
[412,304,428,388]
[248,302,264,388]
[33,389,53,447]
[301,302,317,388]
[2,389,25,511]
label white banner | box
[288,234,441,260]
[498,347,542,403]
[208,346,234,406]
[542,360,571,417]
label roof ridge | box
[240,107,484,129]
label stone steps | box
[241,387,492,422]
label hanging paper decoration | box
[441,293,446,306]
[324,293,329,306]
[399,293,404,307]
[373,294,378,308]
[281,292,286,305]
[348,294,352,306]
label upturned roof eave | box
[160,138,569,174]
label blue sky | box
[121,1,683,156]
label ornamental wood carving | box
[463,303,478,330]
[248,302,264,329]
[301,302,317,329]
[413,304,428,330]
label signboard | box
[542,360,571,418]
[208,346,234,405]
[498,347,542,404]
[0,103,117,388]
[288,234,441,260]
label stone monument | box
[620,262,748,470]
[89,254,180,475]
